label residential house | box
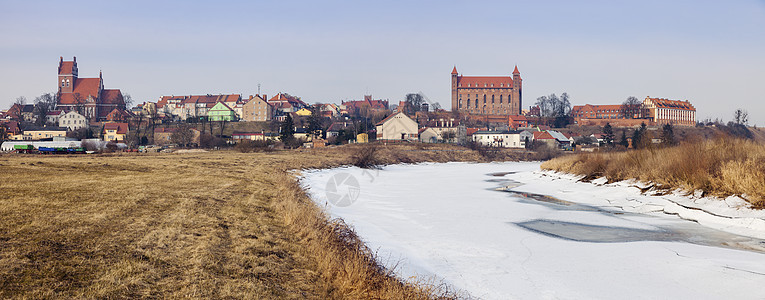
[419,128,440,143]
[241,95,273,122]
[46,110,63,125]
[59,110,88,131]
[375,112,418,141]
[13,126,68,141]
[208,102,238,122]
[472,130,526,148]
[102,123,129,142]
[156,94,241,120]
[267,93,307,114]
[105,108,134,122]
[295,108,312,116]
[341,95,389,116]
[508,115,529,129]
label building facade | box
[241,95,273,122]
[56,57,126,121]
[375,112,419,141]
[59,110,88,131]
[643,97,696,126]
[451,66,522,116]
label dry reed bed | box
[541,138,765,208]
[0,143,520,299]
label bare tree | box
[405,93,424,113]
[170,125,194,147]
[122,93,134,109]
[620,96,645,119]
[15,96,27,105]
[734,108,749,125]
[33,93,57,126]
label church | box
[450,66,522,116]
[56,56,126,121]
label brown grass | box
[0,142,534,299]
[541,138,765,208]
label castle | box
[56,56,126,121]
[450,66,522,116]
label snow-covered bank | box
[301,162,765,299]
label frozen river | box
[301,162,765,299]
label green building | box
[208,102,237,122]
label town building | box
[267,93,308,114]
[643,97,696,126]
[472,130,526,148]
[59,110,88,131]
[375,112,418,141]
[341,95,390,116]
[241,95,273,122]
[208,102,237,122]
[56,57,126,121]
[508,115,529,129]
[451,66,522,116]
[103,123,129,142]
[11,126,68,141]
[156,94,242,120]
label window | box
[61,79,65,87]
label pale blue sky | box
[2,0,764,124]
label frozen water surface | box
[301,162,765,299]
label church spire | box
[451,66,458,75]
[513,65,520,75]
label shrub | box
[351,145,381,169]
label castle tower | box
[451,66,459,112]
[512,65,522,115]
[57,56,78,94]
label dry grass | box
[541,138,765,208]
[0,142,524,299]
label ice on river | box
[300,162,765,300]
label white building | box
[375,112,418,141]
[472,130,526,148]
[59,110,88,131]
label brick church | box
[450,66,522,116]
[56,56,126,121]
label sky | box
[1,0,764,124]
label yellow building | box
[11,127,68,140]
[356,133,369,143]
[103,122,129,142]
[295,108,312,116]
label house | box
[375,112,418,141]
[102,123,129,142]
[341,95,390,116]
[154,127,201,145]
[472,130,526,148]
[295,108,312,116]
[293,128,312,141]
[508,115,529,129]
[208,102,237,122]
[532,131,559,149]
[419,128,440,143]
[156,94,241,120]
[13,126,68,141]
[327,122,351,138]
[241,95,273,122]
[59,110,88,131]
[231,132,263,141]
[548,130,572,148]
[267,93,307,114]
[105,108,134,122]
[46,110,63,125]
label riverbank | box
[0,143,534,298]
[541,138,765,208]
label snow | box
[300,162,765,299]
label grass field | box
[542,138,765,208]
[0,143,537,299]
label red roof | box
[513,65,520,74]
[458,76,513,88]
[533,131,556,140]
[59,78,101,104]
[466,127,486,136]
[451,66,458,75]
[509,115,528,121]
[101,89,124,105]
[646,97,695,111]
[268,93,307,107]
[103,122,129,134]
[58,60,75,75]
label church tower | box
[57,56,78,94]
[512,65,522,115]
[451,66,459,112]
